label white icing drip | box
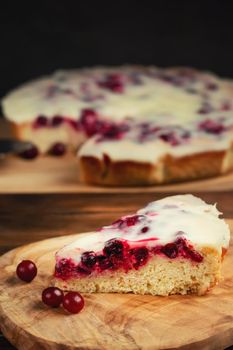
[57,195,230,263]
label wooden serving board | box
[1,154,233,193]
[1,221,233,350]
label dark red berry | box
[161,243,178,259]
[42,287,64,308]
[97,255,113,270]
[125,215,142,227]
[49,142,66,156]
[35,115,48,127]
[18,145,39,160]
[76,265,92,275]
[98,74,124,93]
[52,115,63,126]
[103,239,124,257]
[141,226,149,234]
[16,260,37,282]
[199,119,224,134]
[81,251,96,268]
[186,249,203,263]
[80,109,98,136]
[63,291,84,314]
[205,82,218,91]
[130,247,149,268]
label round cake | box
[2,66,233,185]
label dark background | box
[1,1,233,99]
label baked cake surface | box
[54,194,230,296]
[3,66,233,184]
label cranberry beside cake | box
[2,66,233,185]
[54,195,230,296]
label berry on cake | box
[54,194,230,296]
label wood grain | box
[1,154,233,193]
[0,223,233,350]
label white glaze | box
[57,195,230,263]
[1,66,231,123]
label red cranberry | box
[81,251,96,268]
[130,247,149,268]
[49,142,66,156]
[97,255,113,270]
[16,260,37,282]
[63,291,84,314]
[199,119,224,134]
[160,132,179,146]
[18,145,39,160]
[55,258,75,279]
[98,74,124,93]
[186,249,203,263]
[161,243,178,259]
[76,265,92,275]
[80,109,98,136]
[35,115,48,127]
[206,82,218,91]
[42,287,64,308]
[125,215,143,227]
[103,239,124,258]
[141,226,149,234]
[52,115,63,126]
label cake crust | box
[79,146,233,186]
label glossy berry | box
[125,215,142,227]
[97,255,113,270]
[80,109,98,136]
[103,239,124,257]
[141,226,149,234]
[16,260,37,282]
[130,247,149,268]
[161,243,178,259]
[42,287,64,308]
[63,291,84,314]
[35,115,48,127]
[52,115,63,126]
[18,145,39,160]
[81,251,96,268]
[49,142,66,156]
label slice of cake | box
[54,194,230,296]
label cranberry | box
[63,291,84,314]
[199,119,224,134]
[160,132,179,146]
[81,251,96,268]
[103,239,124,257]
[141,226,149,234]
[130,247,149,268]
[221,102,231,111]
[18,145,39,160]
[49,142,66,156]
[98,74,124,93]
[125,215,143,227]
[97,255,113,270]
[55,258,75,279]
[206,82,218,91]
[161,243,178,259]
[186,249,203,263]
[76,265,92,275]
[52,115,63,126]
[16,260,37,282]
[42,287,64,308]
[80,109,98,136]
[35,115,48,127]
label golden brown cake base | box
[79,145,233,186]
[55,247,222,296]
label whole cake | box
[2,66,233,185]
[54,194,230,296]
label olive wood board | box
[1,154,233,193]
[0,220,233,350]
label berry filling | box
[98,74,124,93]
[55,237,203,280]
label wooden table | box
[0,191,233,349]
